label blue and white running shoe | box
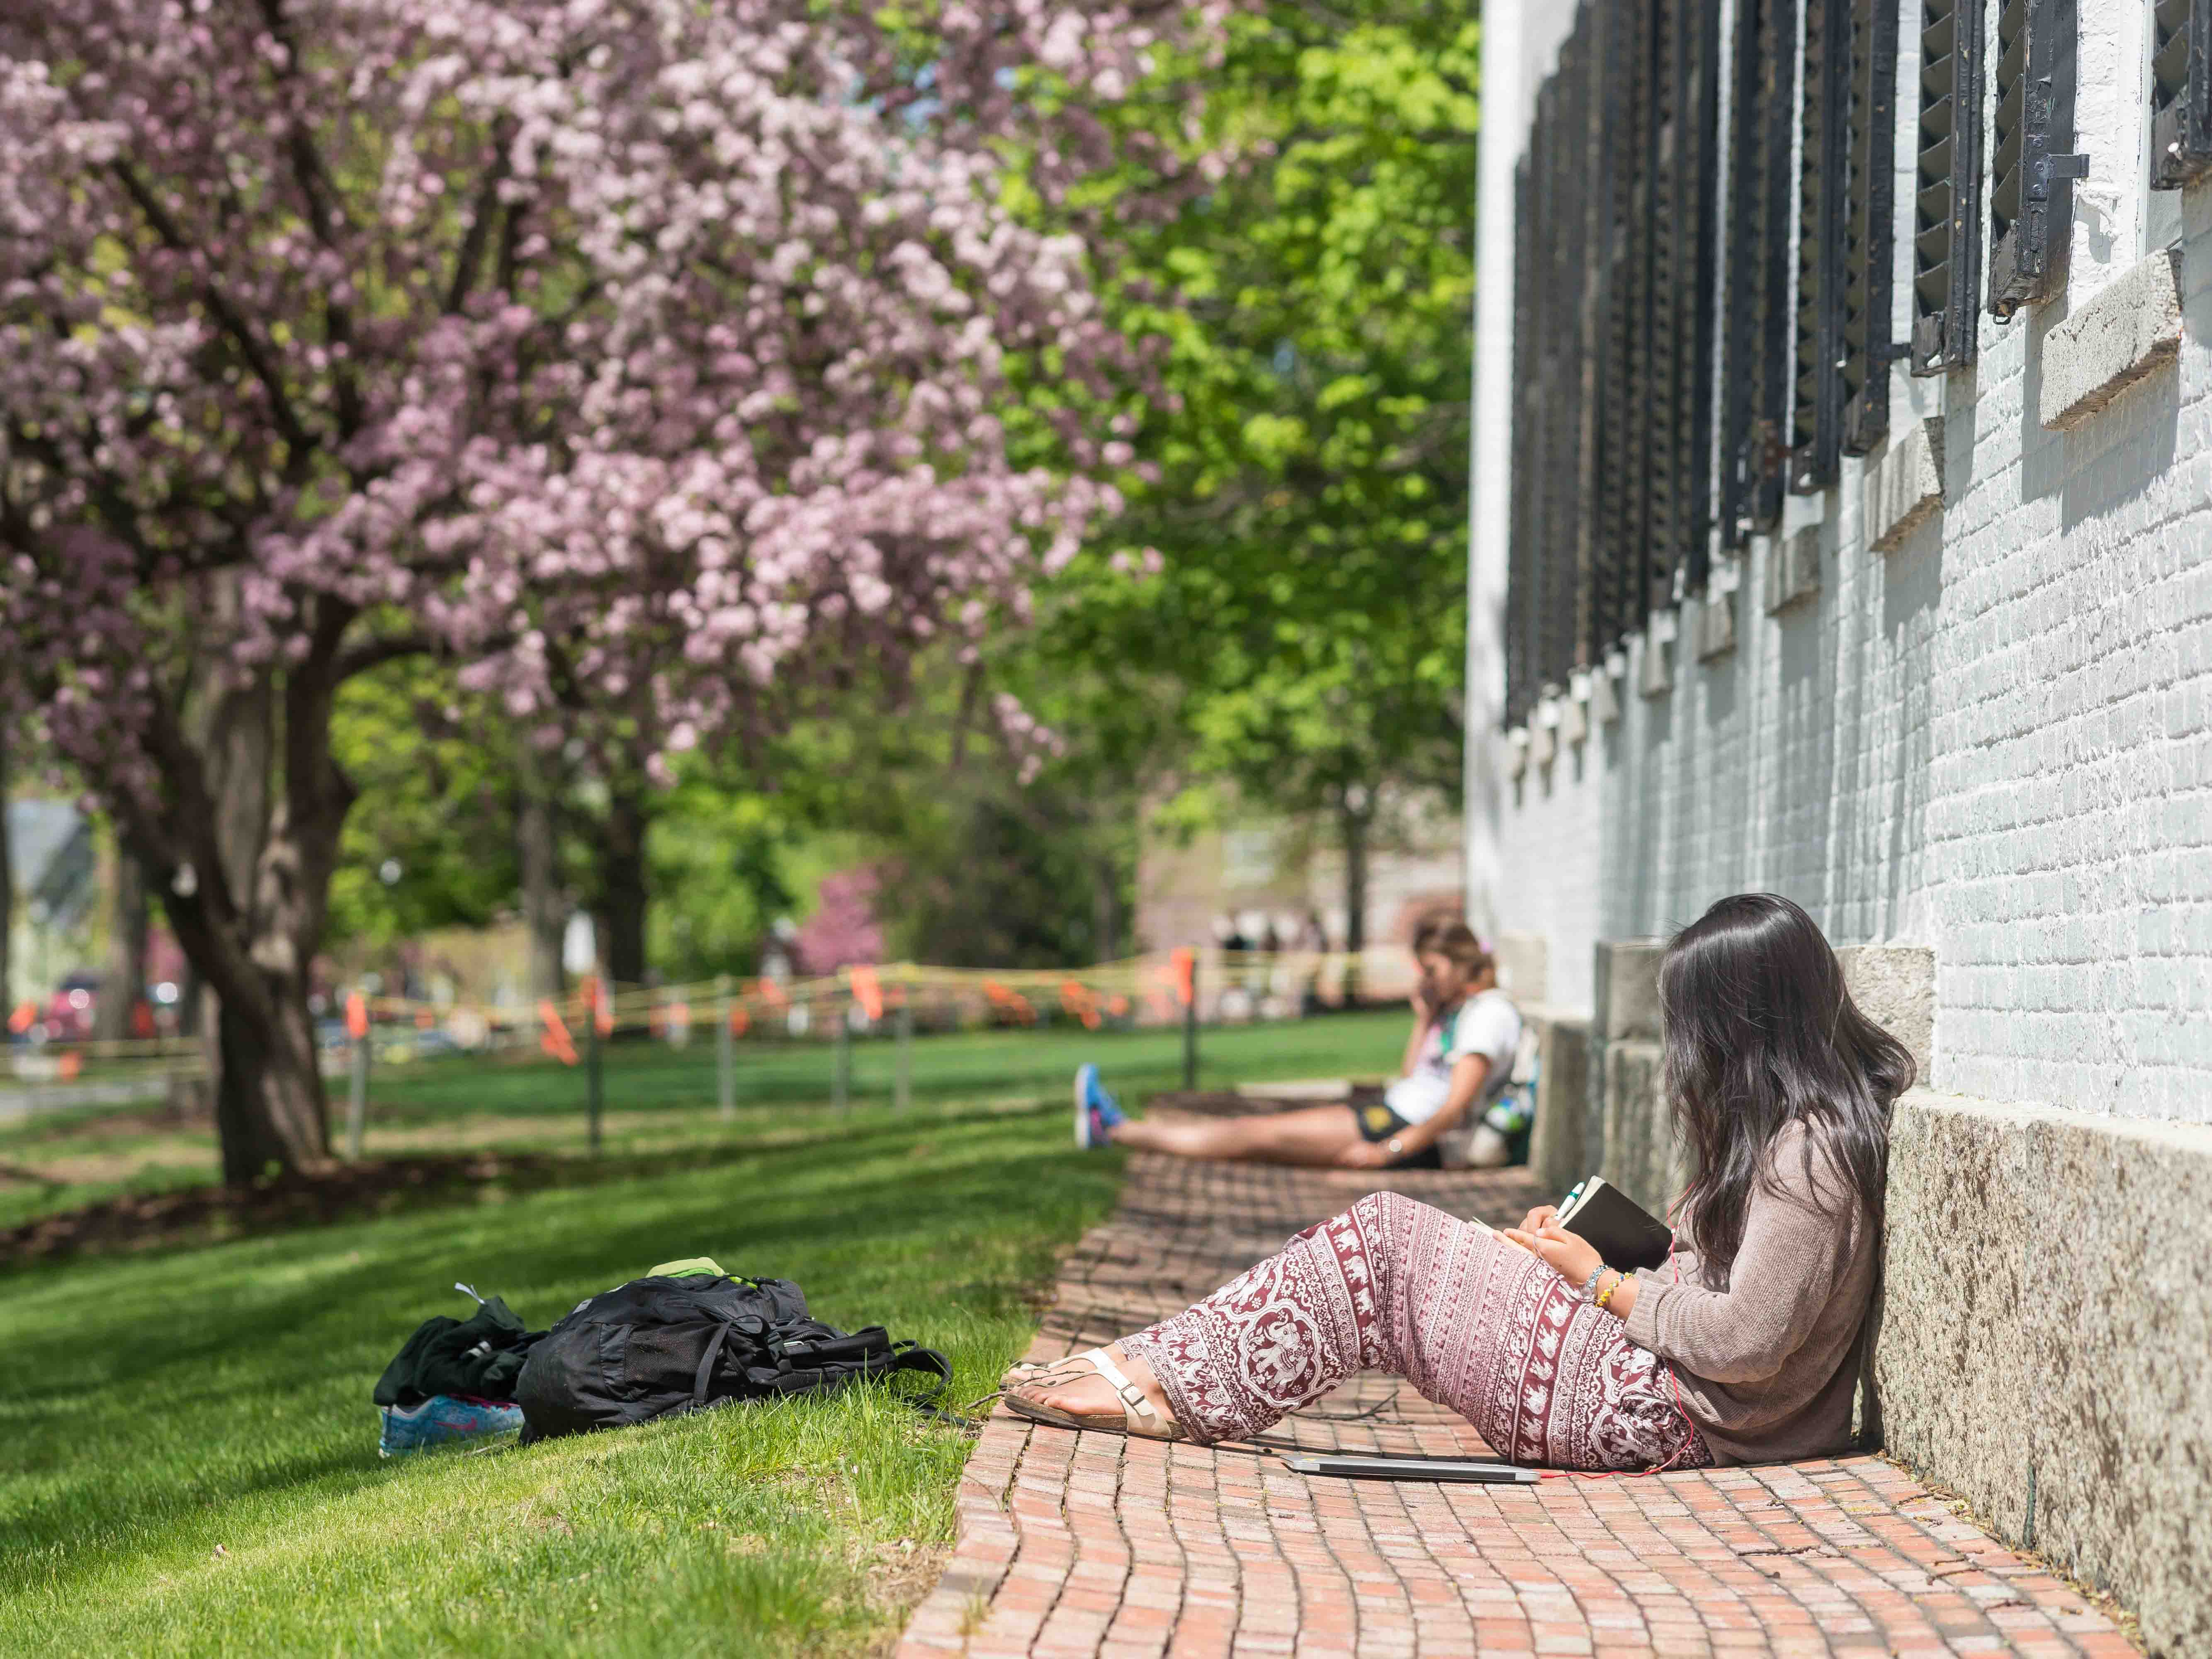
[1073,1063,1125,1148]
[378,1394,524,1457]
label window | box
[1987,0,2084,319]
[1720,0,1799,545]
[2151,0,2212,189]
[1599,0,1665,654]
[1504,0,1724,728]
[1839,0,1900,451]
[1791,0,1850,489]
[1911,0,1988,375]
[1650,0,1724,594]
[1507,152,1540,730]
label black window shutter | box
[1595,0,1643,658]
[1567,17,1607,674]
[1840,0,1900,453]
[1535,68,1579,698]
[1791,0,1850,492]
[1988,0,2084,319]
[1912,0,1988,375]
[1720,0,1799,545]
[1610,0,1665,646]
[1648,0,1722,598]
[1507,152,1538,730]
[2151,0,2211,189]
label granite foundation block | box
[1877,1092,2212,1659]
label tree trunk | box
[1339,803,1370,1006]
[94,849,149,1041]
[1093,858,1119,964]
[516,746,566,999]
[210,966,328,1184]
[600,785,649,986]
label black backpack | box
[514,1274,954,1443]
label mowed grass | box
[0,1010,1403,1230]
[0,1013,1406,1657]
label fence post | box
[895,990,913,1111]
[584,977,604,1154]
[345,988,370,1160]
[1176,947,1200,1091]
[716,973,735,1121]
[833,992,852,1111]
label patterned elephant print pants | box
[1122,1191,1712,1471]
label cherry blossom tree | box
[0,0,1212,1179]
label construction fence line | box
[0,948,1421,1119]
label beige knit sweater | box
[1620,1122,1876,1465]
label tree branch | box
[108,160,319,471]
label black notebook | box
[1554,1177,1674,1273]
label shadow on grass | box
[0,1099,1062,1272]
[0,1114,1120,1592]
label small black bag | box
[514,1274,953,1443]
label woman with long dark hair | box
[1002,894,1916,1469]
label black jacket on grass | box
[373,1297,545,1408]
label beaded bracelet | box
[1595,1269,1624,1311]
[1577,1264,1607,1304]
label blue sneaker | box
[378,1395,525,1457]
[1073,1063,1125,1148]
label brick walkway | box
[897,1153,2139,1658]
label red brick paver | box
[898,1154,2136,1658]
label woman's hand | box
[1500,1219,1603,1289]
[1335,1140,1391,1170]
[1518,1203,1560,1235]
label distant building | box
[1135,787,1464,993]
[6,800,97,997]
[1461,4,2212,1646]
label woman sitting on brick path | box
[1005,893,1915,1470]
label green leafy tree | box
[1035,0,1477,954]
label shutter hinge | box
[2031,152,2090,200]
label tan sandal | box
[1001,1347,1185,1441]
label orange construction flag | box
[540,999,579,1066]
[580,975,613,1037]
[728,1002,750,1037]
[345,991,369,1040]
[850,964,884,1022]
[1059,979,1101,1031]
[1171,947,1196,1008]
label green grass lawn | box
[0,1012,1406,1657]
[0,1011,1404,1231]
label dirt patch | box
[0,1151,571,1267]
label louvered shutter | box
[1987,0,2084,319]
[1911,0,1987,375]
[1610,0,1665,646]
[1839,0,1900,453]
[2151,1,2212,189]
[1534,71,1578,698]
[1595,0,1644,657]
[1507,151,1539,730]
[1647,0,1722,598]
[1791,0,1850,491]
[1721,0,1799,545]
[1567,16,1607,673]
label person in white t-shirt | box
[1073,922,1523,1171]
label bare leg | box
[1108,1102,1364,1166]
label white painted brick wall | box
[1469,0,2212,1125]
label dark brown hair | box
[1660,893,1915,1278]
[1418,920,1492,978]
